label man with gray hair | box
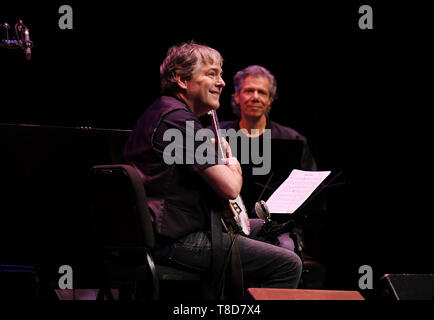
[223,64,316,170]
[219,65,320,256]
[124,43,302,298]
[220,65,318,212]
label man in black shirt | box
[220,65,319,253]
[221,64,317,173]
[124,43,302,295]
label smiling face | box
[235,75,272,121]
[180,61,225,116]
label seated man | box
[219,66,325,285]
[221,64,317,174]
[123,42,302,298]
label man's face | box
[184,61,225,114]
[235,75,272,120]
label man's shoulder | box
[150,96,189,113]
[147,96,196,122]
[270,120,306,141]
[219,119,239,130]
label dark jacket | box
[219,118,317,171]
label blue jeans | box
[154,219,302,289]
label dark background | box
[1,0,432,295]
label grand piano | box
[0,123,132,291]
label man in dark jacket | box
[124,43,302,296]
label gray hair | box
[160,41,223,96]
[231,65,277,117]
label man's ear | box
[234,91,240,104]
[175,74,188,90]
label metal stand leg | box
[288,225,306,288]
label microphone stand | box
[287,220,304,263]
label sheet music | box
[266,169,331,214]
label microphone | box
[17,20,32,60]
[1,23,10,41]
[23,26,31,60]
[15,20,32,60]
[254,200,271,223]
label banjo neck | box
[208,109,226,159]
[207,109,251,236]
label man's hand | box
[222,157,242,176]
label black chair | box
[88,164,202,300]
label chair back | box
[89,164,155,250]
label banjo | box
[208,110,250,235]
